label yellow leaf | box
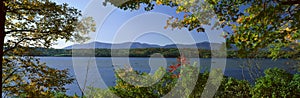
[237,17,244,23]
[285,28,292,32]
[156,0,162,5]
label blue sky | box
[52,0,225,48]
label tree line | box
[14,47,298,59]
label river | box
[38,57,298,96]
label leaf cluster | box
[86,65,299,98]
[105,0,300,59]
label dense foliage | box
[1,0,299,97]
[86,65,299,98]
[104,0,300,59]
[2,57,74,97]
[1,0,94,97]
[251,68,300,98]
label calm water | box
[38,57,298,96]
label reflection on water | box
[38,57,298,96]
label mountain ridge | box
[64,41,223,50]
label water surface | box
[38,57,297,96]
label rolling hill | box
[64,41,223,50]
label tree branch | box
[280,0,300,5]
[2,68,18,83]
[5,30,34,34]
[3,38,25,54]
[5,29,52,34]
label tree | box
[0,0,94,97]
[104,0,300,59]
[215,0,300,58]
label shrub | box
[84,65,299,97]
[215,77,251,98]
[109,67,176,97]
[84,87,116,98]
[251,68,300,98]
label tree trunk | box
[0,0,6,95]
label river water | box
[38,57,298,96]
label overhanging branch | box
[280,0,300,5]
[5,29,53,34]
[3,38,25,54]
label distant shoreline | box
[7,47,297,59]
[27,55,286,59]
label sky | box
[51,0,226,48]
